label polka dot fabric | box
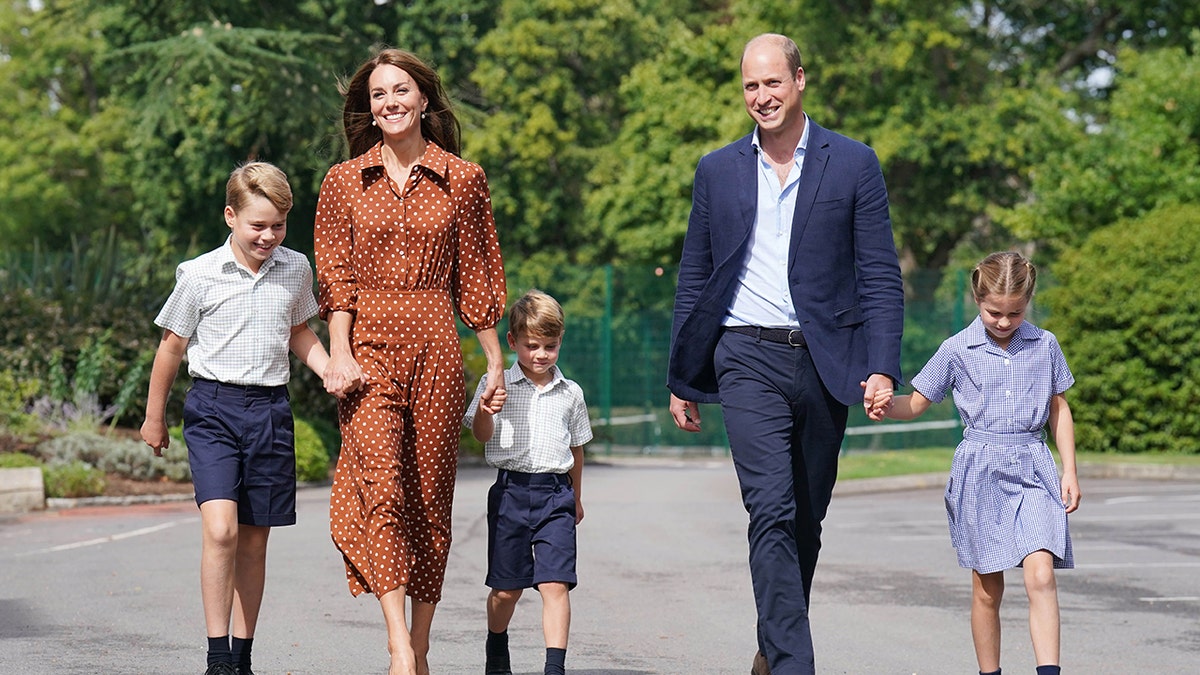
[315,141,506,603]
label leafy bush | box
[44,461,107,498]
[35,430,190,482]
[0,452,42,468]
[0,370,43,437]
[1042,204,1200,454]
[294,417,330,483]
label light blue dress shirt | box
[724,115,810,328]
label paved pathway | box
[2,459,1197,674]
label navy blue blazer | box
[668,121,904,407]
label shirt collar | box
[218,234,279,276]
[751,113,810,160]
[506,360,564,389]
[348,139,453,181]
[965,315,1043,350]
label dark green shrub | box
[294,417,330,483]
[1042,203,1200,454]
[44,460,107,498]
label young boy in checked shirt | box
[464,289,593,675]
[140,162,334,675]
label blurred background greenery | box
[2,1,1199,496]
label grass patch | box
[837,447,1200,481]
[838,447,954,480]
[1073,451,1200,466]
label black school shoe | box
[234,666,255,675]
[205,664,237,675]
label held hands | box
[860,374,895,421]
[323,352,364,399]
[477,366,507,415]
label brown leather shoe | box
[751,650,771,675]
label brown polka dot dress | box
[314,141,505,603]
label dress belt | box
[962,428,1045,444]
[724,325,807,347]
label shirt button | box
[1005,390,1012,397]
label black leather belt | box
[724,325,807,347]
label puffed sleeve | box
[314,162,357,320]
[451,164,506,331]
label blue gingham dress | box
[911,317,1075,574]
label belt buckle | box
[787,329,804,347]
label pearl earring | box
[421,112,427,119]
[371,119,377,126]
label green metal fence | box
[473,264,982,456]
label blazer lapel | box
[789,123,828,273]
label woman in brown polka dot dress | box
[314,48,507,675]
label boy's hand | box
[479,384,507,414]
[140,419,169,457]
[575,497,585,525]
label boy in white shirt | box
[464,289,592,675]
[141,162,332,675]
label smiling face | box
[225,194,287,273]
[976,293,1029,350]
[368,63,427,141]
[741,39,805,139]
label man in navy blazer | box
[668,34,903,675]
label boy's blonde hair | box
[508,289,564,339]
[226,161,293,214]
[971,251,1038,302]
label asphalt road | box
[1,459,1197,674]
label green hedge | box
[1043,203,1200,454]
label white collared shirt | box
[724,116,811,328]
[155,236,319,386]
[463,362,593,474]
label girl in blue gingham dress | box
[869,251,1080,675]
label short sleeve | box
[1047,332,1075,395]
[154,262,202,338]
[567,384,594,446]
[291,259,320,326]
[451,165,506,331]
[910,340,955,404]
[462,374,488,428]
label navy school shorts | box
[182,378,297,527]
[486,469,578,590]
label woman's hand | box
[323,351,364,398]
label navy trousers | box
[714,330,848,675]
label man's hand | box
[669,393,701,432]
[861,373,895,421]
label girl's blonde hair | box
[971,251,1037,302]
[508,289,564,339]
[226,162,293,214]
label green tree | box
[997,34,1200,252]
